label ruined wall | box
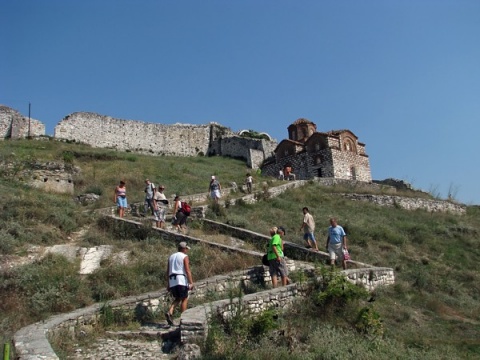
[54,112,276,169]
[19,162,77,195]
[55,112,212,156]
[216,136,277,169]
[0,105,45,139]
[342,194,466,214]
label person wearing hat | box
[165,241,194,326]
[153,185,168,228]
[208,175,222,203]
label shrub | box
[99,303,133,327]
[312,266,368,312]
[248,309,278,338]
[355,306,384,338]
[0,229,17,254]
[12,254,91,318]
[62,151,74,164]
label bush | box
[0,229,17,254]
[355,306,384,338]
[11,254,91,318]
[312,266,368,314]
[62,151,74,164]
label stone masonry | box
[53,112,276,169]
[0,105,45,139]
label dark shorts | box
[269,257,288,278]
[172,211,187,226]
[170,285,189,300]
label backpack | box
[262,254,269,266]
[181,202,191,216]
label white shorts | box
[211,189,221,199]
[328,242,344,261]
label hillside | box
[0,139,479,359]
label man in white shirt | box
[165,242,194,326]
[300,207,318,251]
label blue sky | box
[2,0,479,204]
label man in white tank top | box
[165,241,194,326]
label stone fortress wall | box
[0,105,45,139]
[0,105,276,169]
[54,112,276,169]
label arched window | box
[315,155,322,164]
[315,143,320,151]
[343,138,356,153]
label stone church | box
[261,118,372,182]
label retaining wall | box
[342,194,466,214]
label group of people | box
[116,176,349,327]
[164,212,349,326]
[115,173,255,222]
[114,179,189,232]
[300,207,349,269]
[265,210,348,293]
[114,174,228,231]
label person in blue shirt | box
[326,217,349,269]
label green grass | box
[1,138,479,358]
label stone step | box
[105,325,180,341]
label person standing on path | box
[153,185,168,228]
[300,207,318,251]
[209,175,222,203]
[245,173,253,193]
[114,180,127,218]
[326,217,349,270]
[172,195,188,232]
[267,227,288,287]
[165,242,194,326]
[276,226,292,285]
[143,179,156,216]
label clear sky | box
[1,0,479,204]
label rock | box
[177,343,202,360]
[76,193,100,204]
